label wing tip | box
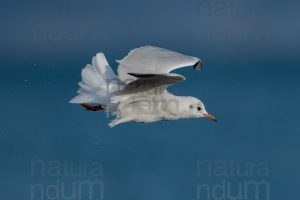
[193,60,203,71]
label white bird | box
[70,46,217,127]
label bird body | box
[70,46,217,127]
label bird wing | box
[117,46,202,82]
[118,72,185,95]
[111,73,185,104]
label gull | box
[70,46,217,127]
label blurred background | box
[0,0,299,199]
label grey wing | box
[110,73,184,113]
[118,73,185,95]
[117,46,202,82]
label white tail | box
[70,53,119,105]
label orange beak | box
[204,113,218,122]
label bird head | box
[186,97,217,122]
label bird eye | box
[197,107,201,111]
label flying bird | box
[70,46,217,127]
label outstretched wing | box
[111,73,185,105]
[117,46,202,82]
[119,73,185,95]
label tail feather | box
[70,53,118,104]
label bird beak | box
[204,113,218,122]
